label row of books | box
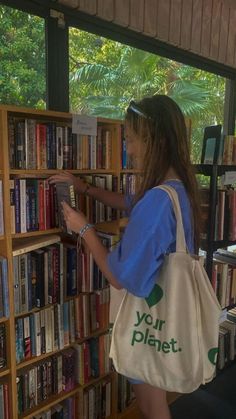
[200,188,236,241]
[10,178,59,234]
[12,233,116,315]
[15,291,109,364]
[0,383,9,419]
[0,180,4,235]
[78,174,118,224]
[0,256,9,318]
[74,332,111,385]
[212,259,236,308]
[218,319,236,370]
[10,175,117,235]
[120,173,140,196]
[83,378,111,419]
[33,397,76,419]
[9,118,114,170]
[13,241,63,314]
[17,348,77,414]
[117,374,135,413]
[0,324,6,369]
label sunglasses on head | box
[128,100,152,120]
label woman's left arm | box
[62,201,123,290]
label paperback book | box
[55,183,76,235]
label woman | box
[49,95,201,419]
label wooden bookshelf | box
[0,104,127,419]
[0,368,10,378]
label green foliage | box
[0,8,225,163]
[69,29,225,163]
[0,5,46,108]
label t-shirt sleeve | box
[107,189,175,298]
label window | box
[69,28,225,163]
[0,5,46,109]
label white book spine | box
[34,311,41,357]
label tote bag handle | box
[155,185,188,253]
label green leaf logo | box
[208,348,218,365]
[145,284,164,308]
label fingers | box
[48,172,73,184]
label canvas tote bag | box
[109,185,221,393]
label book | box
[201,124,222,164]
[55,183,76,234]
[0,180,4,236]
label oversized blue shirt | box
[107,180,194,298]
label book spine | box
[0,257,9,318]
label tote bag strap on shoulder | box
[154,185,187,253]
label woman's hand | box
[61,201,87,234]
[48,171,88,194]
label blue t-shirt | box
[107,180,194,298]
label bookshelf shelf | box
[0,317,8,324]
[82,372,112,389]
[195,163,236,176]
[19,385,81,419]
[0,368,10,378]
[16,347,69,370]
[12,228,62,239]
[0,104,126,418]
[12,234,61,256]
[74,326,110,343]
[10,169,117,175]
[14,303,56,319]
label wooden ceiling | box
[57,0,236,70]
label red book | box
[36,123,47,169]
[3,383,9,419]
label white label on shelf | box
[72,114,97,136]
[223,171,236,185]
[219,308,227,324]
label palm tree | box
[69,40,225,161]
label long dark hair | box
[125,94,201,251]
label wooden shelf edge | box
[20,385,81,419]
[16,347,68,371]
[0,368,10,378]
[10,169,117,175]
[0,316,8,324]
[12,228,61,239]
[82,372,112,389]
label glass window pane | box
[69,28,226,164]
[0,5,46,109]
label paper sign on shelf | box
[72,114,97,136]
[219,308,227,324]
[222,171,236,185]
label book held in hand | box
[55,183,76,234]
